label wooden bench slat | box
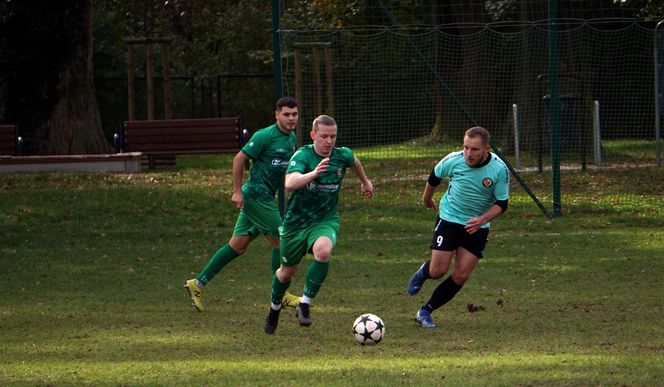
[118,117,246,169]
[125,134,238,144]
[124,125,238,135]
[0,132,15,141]
[127,141,239,152]
[124,128,238,139]
[0,124,17,156]
[124,118,239,129]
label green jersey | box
[281,145,356,232]
[240,124,296,201]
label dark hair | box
[276,96,298,111]
[465,126,490,145]
[312,115,336,132]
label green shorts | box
[232,199,281,239]
[279,219,340,267]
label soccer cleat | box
[184,279,204,312]
[282,291,303,308]
[264,307,281,334]
[407,260,430,296]
[415,307,437,328]
[295,302,312,327]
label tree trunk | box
[0,1,112,155]
[431,0,488,139]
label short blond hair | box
[465,126,490,146]
[312,115,336,132]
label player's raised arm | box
[351,157,373,197]
[284,157,330,192]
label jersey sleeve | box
[493,161,510,201]
[286,147,309,174]
[433,151,456,179]
[338,147,356,168]
[241,129,267,159]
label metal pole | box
[127,43,135,121]
[655,21,663,167]
[146,42,155,120]
[161,42,172,120]
[512,103,520,170]
[548,0,561,217]
[272,0,285,216]
[593,100,602,166]
[272,0,283,99]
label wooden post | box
[127,44,135,120]
[145,42,155,120]
[324,46,334,115]
[294,48,303,147]
[161,42,172,120]
[312,47,322,114]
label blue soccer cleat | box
[415,307,437,329]
[407,260,430,296]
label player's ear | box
[309,130,316,140]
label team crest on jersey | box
[336,167,343,177]
[482,178,494,188]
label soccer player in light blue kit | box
[407,126,510,328]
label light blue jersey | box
[434,151,509,228]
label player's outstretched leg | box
[184,279,204,311]
[264,307,281,334]
[282,291,302,308]
[295,302,312,327]
[415,307,437,328]
[407,259,430,296]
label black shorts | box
[429,217,490,259]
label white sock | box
[301,295,313,305]
[270,303,282,310]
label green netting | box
[281,21,658,168]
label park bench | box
[0,124,23,156]
[115,117,248,169]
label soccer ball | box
[352,313,385,345]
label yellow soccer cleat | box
[184,279,204,312]
[282,291,302,308]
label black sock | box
[423,276,463,312]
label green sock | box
[195,244,240,286]
[271,273,291,305]
[303,260,329,299]
[270,248,280,274]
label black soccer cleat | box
[264,307,281,334]
[295,302,312,327]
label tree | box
[0,1,111,154]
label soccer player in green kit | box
[184,97,302,311]
[264,114,374,334]
[407,126,509,328]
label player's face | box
[463,135,490,167]
[311,123,337,157]
[275,106,299,132]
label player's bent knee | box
[229,237,250,255]
[428,264,449,279]
[314,253,331,263]
[277,265,298,282]
[451,271,471,284]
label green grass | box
[1,150,663,385]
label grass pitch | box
[1,152,663,386]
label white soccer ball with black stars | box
[352,313,385,345]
